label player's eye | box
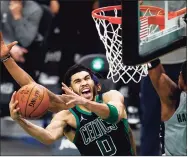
[74,80,81,84]
[85,76,91,80]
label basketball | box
[15,84,49,119]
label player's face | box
[70,71,97,100]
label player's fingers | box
[62,94,76,104]
[62,86,77,96]
[0,32,4,44]
[62,94,74,99]
[11,100,18,110]
[10,91,16,104]
[61,94,69,101]
[15,107,20,113]
[7,41,18,50]
[62,87,72,94]
[20,48,28,53]
[66,100,75,106]
[62,94,69,97]
[19,56,25,63]
[61,82,68,88]
[61,82,74,92]
[62,87,69,94]
[13,107,20,114]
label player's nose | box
[81,79,87,85]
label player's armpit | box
[158,74,180,103]
[161,101,177,121]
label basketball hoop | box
[92,5,186,84]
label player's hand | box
[50,0,60,15]
[9,91,21,121]
[61,82,87,106]
[9,1,23,20]
[10,45,28,63]
[61,94,87,106]
[0,32,18,59]
[61,82,77,95]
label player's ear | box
[96,84,101,92]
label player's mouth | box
[81,88,92,99]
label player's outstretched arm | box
[0,32,35,86]
[148,59,180,121]
[9,92,66,145]
[62,83,125,123]
[1,32,70,112]
[47,90,76,112]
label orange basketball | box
[15,84,49,119]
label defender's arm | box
[148,59,180,121]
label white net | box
[92,6,162,84]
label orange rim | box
[92,5,187,29]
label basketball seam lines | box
[25,84,37,118]
[29,86,45,117]
[31,108,48,119]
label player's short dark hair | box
[64,64,100,86]
[181,61,187,85]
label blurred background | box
[0,0,186,156]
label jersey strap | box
[69,108,80,143]
[95,93,103,103]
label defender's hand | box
[61,82,77,96]
[61,82,87,106]
[0,32,18,58]
[61,94,87,106]
[9,91,21,121]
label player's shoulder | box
[103,90,124,100]
[104,90,123,97]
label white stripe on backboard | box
[140,17,148,39]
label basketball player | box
[148,59,187,155]
[1,32,136,155]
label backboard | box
[122,0,187,65]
